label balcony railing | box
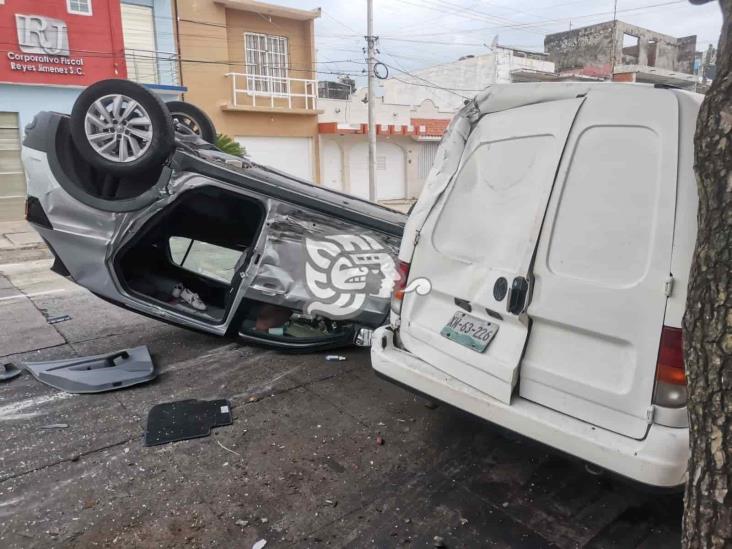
[125,49,180,87]
[226,72,318,111]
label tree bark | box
[682,1,732,547]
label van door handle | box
[506,277,528,315]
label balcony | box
[125,49,180,87]
[224,72,320,115]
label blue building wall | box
[122,0,178,86]
[0,83,183,136]
[0,84,82,135]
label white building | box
[318,44,556,209]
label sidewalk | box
[0,220,50,265]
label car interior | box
[116,186,263,322]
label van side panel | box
[520,88,679,440]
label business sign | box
[0,1,126,86]
[16,14,69,55]
[9,15,85,76]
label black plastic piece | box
[145,399,233,446]
[25,196,52,229]
[493,277,508,301]
[507,276,529,315]
[454,297,472,312]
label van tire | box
[167,101,217,144]
[70,79,174,178]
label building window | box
[67,0,92,16]
[121,3,158,84]
[244,32,289,95]
[622,33,640,64]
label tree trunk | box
[682,1,732,547]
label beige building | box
[176,0,321,181]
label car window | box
[169,236,242,283]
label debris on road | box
[252,540,267,549]
[22,346,156,394]
[39,423,69,430]
[325,355,347,361]
[1,362,22,382]
[46,314,71,325]
[325,499,338,507]
[144,399,233,446]
[235,519,249,528]
[433,535,446,547]
[216,439,242,457]
[376,435,385,446]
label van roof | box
[471,82,703,117]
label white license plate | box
[440,311,498,353]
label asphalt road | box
[0,258,683,548]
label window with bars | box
[67,0,92,16]
[244,32,289,95]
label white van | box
[372,83,700,488]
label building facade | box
[0,0,183,221]
[318,92,453,210]
[175,0,321,182]
[317,44,557,210]
[544,21,698,89]
[381,43,556,112]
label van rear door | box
[519,87,679,439]
[399,98,584,404]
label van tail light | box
[653,326,687,408]
[390,261,411,315]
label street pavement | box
[0,250,683,548]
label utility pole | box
[366,0,377,202]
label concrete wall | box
[544,21,615,76]
[545,20,697,77]
[319,134,427,200]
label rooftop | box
[214,0,321,20]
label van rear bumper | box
[371,326,688,488]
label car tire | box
[167,100,217,144]
[70,79,174,177]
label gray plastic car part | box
[1,363,22,382]
[22,346,156,394]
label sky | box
[269,0,723,85]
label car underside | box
[22,80,405,351]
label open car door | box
[399,97,584,403]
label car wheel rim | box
[172,112,201,135]
[84,94,154,163]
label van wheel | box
[70,79,174,177]
[167,101,217,144]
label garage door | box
[348,142,405,201]
[321,140,343,191]
[236,136,313,181]
[0,112,26,222]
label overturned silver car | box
[22,79,405,350]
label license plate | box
[440,311,498,353]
